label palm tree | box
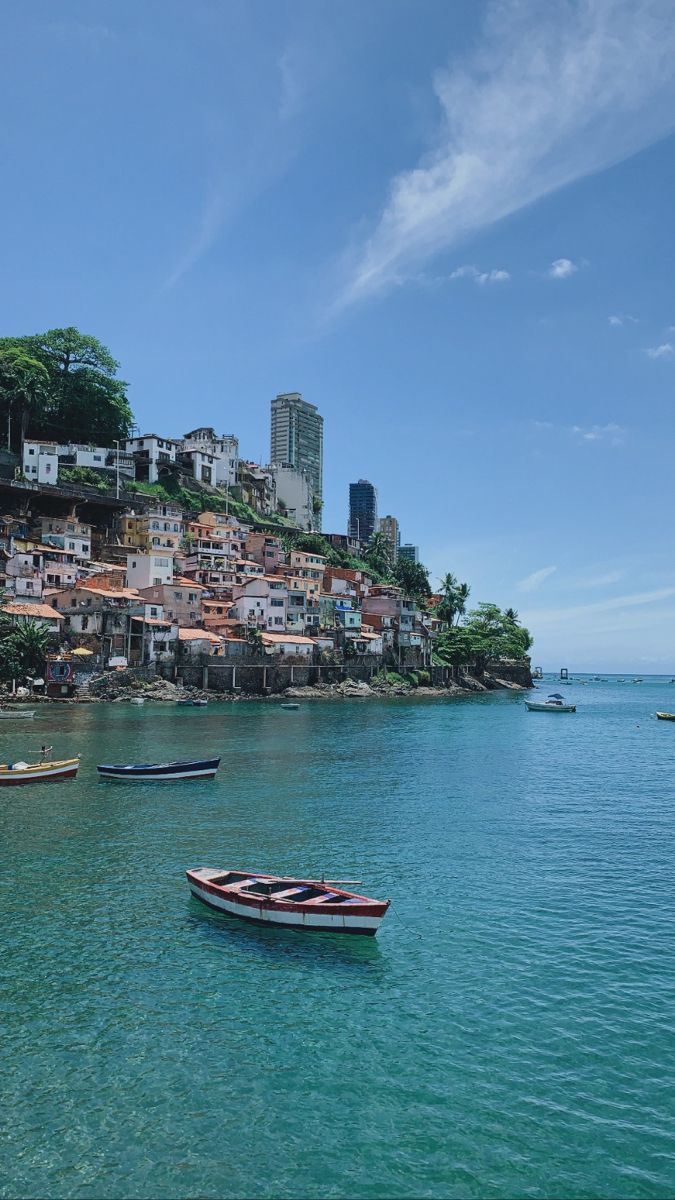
[365,531,392,578]
[0,617,50,679]
[453,582,471,625]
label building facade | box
[348,479,378,544]
[379,515,400,563]
[270,393,323,525]
[399,543,419,564]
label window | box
[64,616,70,627]
[274,617,283,625]
[153,577,162,586]
[82,544,89,554]
[68,542,76,551]
[71,599,77,607]
[82,615,89,630]
[94,455,102,462]
[28,448,35,455]
[67,524,75,532]
[271,599,284,608]
[150,607,158,617]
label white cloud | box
[517,565,557,592]
[338,0,675,308]
[449,265,510,284]
[571,423,626,445]
[608,314,638,326]
[576,569,624,589]
[548,258,577,279]
[523,586,675,627]
[646,342,673,359]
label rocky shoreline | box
[0,671,529,705]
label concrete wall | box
[157,656,456,695]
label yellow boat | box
[655,712,675,722]
[0,756,80,784]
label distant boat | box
[0,756,79,784]
[280,702,300,710]
[176,698,208,707]
[186,867,390,936]
[656,712,675,722]
[0,708,35,720]
[632,679,643,684]
[130,697,145,706]
[97,757,220,782]
[525,693,576,713]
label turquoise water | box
[3,679,675,1198]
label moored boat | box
[176,698,208,707]
[525,693,576,713]
[0,708,36,720]
[130,697,145,706]
[0,756,79,784]
[280,702,300,710]
[656,712,675,721]
[97,756,220,781]
[187,867,390,936]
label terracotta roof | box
[175,576,207,588]
[1,602,63,620]
[177,627,221,643]
[261,632,313,645]
[131,615,173,627]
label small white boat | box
[280,703,300,710]
[130,697,145,706]
[0,708,36,720]
[525,693,576,713]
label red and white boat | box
[186,867,390,936]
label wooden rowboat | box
[187,867,390,936]
[97,757,220,782]
[0,708,36,720]
[656,712,675,721]
[0,756,79,784]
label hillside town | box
[0,391,445,689]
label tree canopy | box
[434,603,533,670]
[0,327,133,450]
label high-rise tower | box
[270,393,323,527]
[349,479,378,544]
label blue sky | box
[2,0,675,670]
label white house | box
[230,576,288,631]
[124,435,178,484]
[126,552,174,590]
[181,429,239,487]
[23,441,58,484]
[40,516,92,561]
[261,632,314,657]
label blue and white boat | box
[97,757,220,782]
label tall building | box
[349,479,378,544]
[399,543,419,564]
[379,515,400,563]
[270,393,323,527]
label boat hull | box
[97,757,220,782]
[0,758,79,784]
[656,712,675,721]
[0,710,35,720]
[187,869,389,936]
[525,702,576,713]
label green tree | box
[0,617,50,681]
[436,573,471,627]
[364,530,392,578]
[0,327,132,446]
[0,348,50,453]
[392,556,431,599]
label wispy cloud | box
[576,569,624,588]
[338,0,675,308]
[608,314,638,326]
[449,265,511,284]
[517,565,557,592]
[571,422,626,444]
[548,257,577,279]
[645,342,673,359]
[523,586,675,627]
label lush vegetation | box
[0,327,132,450]
[0,617,51,682]
[434,604,533,670]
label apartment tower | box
[270,393,323,527]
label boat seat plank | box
[303,893,340,904]
[270,886,313,900]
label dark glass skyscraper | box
[349,479,378,544]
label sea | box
[3,676,675,1198]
